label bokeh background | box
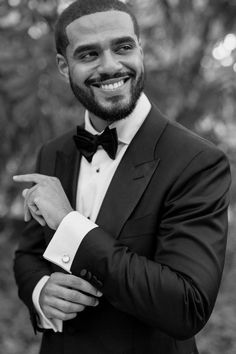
[0,0,236,353]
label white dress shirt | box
[32,93,151,332]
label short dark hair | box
[55,0,140,56]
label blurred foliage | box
[0,0,235,353]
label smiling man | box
[13,1,231,354]
[59,8,144,126]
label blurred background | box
[0,0,235,353]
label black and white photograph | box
[0,1,235,353]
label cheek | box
[71,71,84,85]
[135,57,144,74]
[70,64,90,85]
[125,55,144,75]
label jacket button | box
[80,269,87,278]
[92,275,103,288]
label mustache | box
[86,71,135,86]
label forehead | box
[66,10,137,49]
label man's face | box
[63,10,144,122]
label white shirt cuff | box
[32,276,62,332]
[43,211,98,272]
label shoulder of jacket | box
[40,129,75,154]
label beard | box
[69,70,144,123]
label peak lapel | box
[95,105,168,239]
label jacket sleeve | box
[13,146,52,331]
[70,147,231,339]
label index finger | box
[13,173,47,184]
[66,275,103,297]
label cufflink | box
[62,254,70,264]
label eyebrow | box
[73,36,137,57]
[111,36,137,46]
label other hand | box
[40,272,102,321]
[13,173,73,230]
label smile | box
[101,80,126,91]
[90,76,131,92]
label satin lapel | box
[55,137,81,209]
[44,131,81,247]
[95,106,168,239]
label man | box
[13,0,231,353]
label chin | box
[99,103,135,122]
[102,92,130,104]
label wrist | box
[56,208,74,229]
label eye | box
[116,43,134,54]
[79,51,98,62]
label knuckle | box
[59,288,67,300]
[43,286,50,296]
[51,272,60,281]
[75,277,83,288]
[64,302,73,312]
[44,281,52,292]
[61,302,68,312]
[66,276,73,286]
[22,189,29,197]
[33,197,40,204]
[43,306,51,317]
[69,290,79,302]
[50,273,56,282]
[68,275,79,287]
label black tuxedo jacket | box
[14,104,231,354]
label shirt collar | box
[84,93,151,145]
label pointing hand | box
[13,174,73,230]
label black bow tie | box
[73,126,118,162]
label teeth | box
[101,80,125,91]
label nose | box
[97,50,122,74]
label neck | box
[88,112,111,132]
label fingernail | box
[94,300,99,306]
[97,291,103,297]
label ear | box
[56,54,69,82]
[138,39,144,59]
